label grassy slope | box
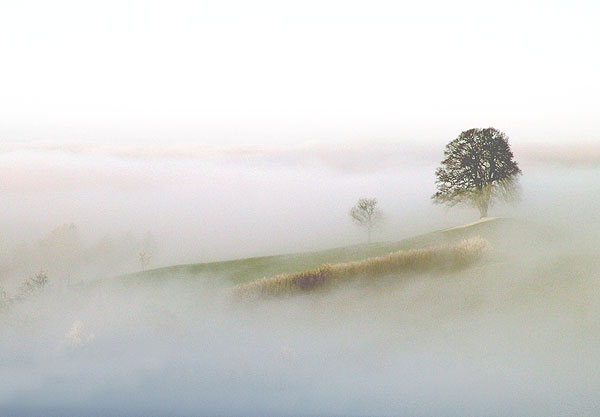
[122,218,518,285]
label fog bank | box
[2,214,600,416]
[1,139,600,415]
[1,141,597,285]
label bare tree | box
[432,127,522,218]
[138,251,150,271]
[350,198,382,244]
[138,232,156,272]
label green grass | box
[121,218,517,285]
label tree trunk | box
[478,201,489,218]
[476,185,491,218]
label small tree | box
[432,127,522,218]
[138,251,150,271]
[350,198,382,244]
[138,232,157,272]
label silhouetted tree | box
[350,198,382,244]
[432,128,521,218]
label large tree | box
[432,127,521,218]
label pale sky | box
[1,0,599,146]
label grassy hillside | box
[122,217,532,286]
[232,237,489,298]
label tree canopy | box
[432,127,521,218]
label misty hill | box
[122,217,550,285]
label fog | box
[2,0,600,413]
[1,141,600,416]
[0,142,456,283]
[2,141,594,281]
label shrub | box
[232,237,489,299]
[16,270,48,299]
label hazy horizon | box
[0,137,597,285]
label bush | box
[17,270,48,299]
[232,237,489,299]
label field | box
[121,217,527,287]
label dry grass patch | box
[231,237,489,299]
